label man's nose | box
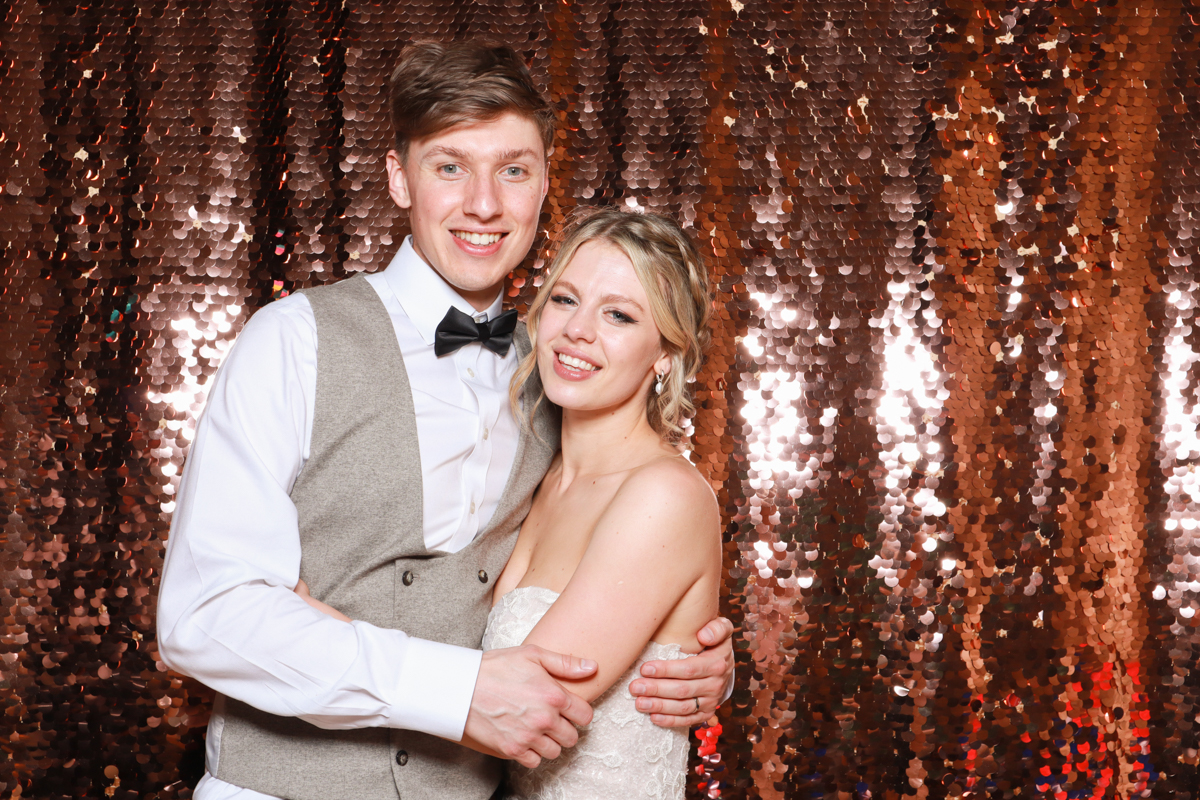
[462,173,501,220]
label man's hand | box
[461,645,596,769]
[629,616,734,728]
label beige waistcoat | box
[212,275,558,800]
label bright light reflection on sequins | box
[1160,274,1200,625]
[143,290,243,514]
[742,292,816,483]
[146,310,238,418]
[875,280,946,506]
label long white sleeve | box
[155,294,481,740]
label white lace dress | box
[481,586,693,800]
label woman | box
[301,207,721,798]
[481,207,721,799]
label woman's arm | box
[518,460,720,704]
[294,579,352,622]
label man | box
[157,42,734,800]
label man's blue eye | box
[441,165,459,174]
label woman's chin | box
[541,382,604,413]
[542,386,651,421]
[542,388,591,412]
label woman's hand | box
[629,616,734,727]
[294,579,353,623]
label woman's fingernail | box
[643,665,657,677]
[630,682,645,695]
[582,659,597,672]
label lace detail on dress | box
[482,586,692,800]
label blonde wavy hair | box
[510,207,712,442]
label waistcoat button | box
[395,749,408,766]
[478,570,488,584]
[402,571,414,586]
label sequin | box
[2,2,1196,797]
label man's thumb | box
[537,649,597,679]
[697,616,734,647]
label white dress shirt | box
[156,238,521,800]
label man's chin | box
[440,268,509,305]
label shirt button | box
[402,570,414,586]
[483,427,489,440]
[395,750,409,766]
[478,570,489,584]
[470,501,476,514]
[467,367,475,378]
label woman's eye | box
[609,310,635,324]
[550,294,576,306]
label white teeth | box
[453,231,503,246]
[558,353,598,371]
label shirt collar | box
[380,236,505,346]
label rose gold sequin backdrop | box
[2,1,1198,797]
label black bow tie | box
[434,306,518,358]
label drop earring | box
[655,373,664,394]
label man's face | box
[386,112,550,310]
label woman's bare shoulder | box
[605,454,718,534]
[634,453,716,495]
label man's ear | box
[541,148,553,198]
[386,150,412,210]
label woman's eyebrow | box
[552,280,644,313]
[598,292,645,313]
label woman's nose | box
[563,307,597,341]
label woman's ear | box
[653,351,673,379]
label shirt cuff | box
[721,664,735,705]
[387,637,482,741]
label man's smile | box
[451,230,506,246]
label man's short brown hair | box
[388,41,556,160]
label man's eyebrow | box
[421,145,471,161]
[420,145,542,162]
[497,147,541,162]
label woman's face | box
[536,239,671,418]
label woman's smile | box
[553,349,601,379]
